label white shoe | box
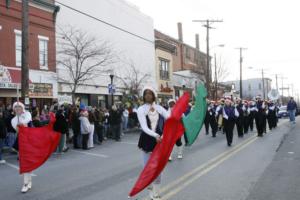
[0,160,6,164]
[148,185,154,199]
[21,184,29,193]
[28,180,32,190]
[177,146,184,159]
[152,184,161,200]
[168,156,172,161]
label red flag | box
[19,112,61,174]
[129,92,190,197]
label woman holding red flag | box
[137,86,169,200]
[11,102,33,193]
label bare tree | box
[115,60,151,98]
[215,56,230,83]
[57,25,115,103]
[213,55,230,99]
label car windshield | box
[280,106,287,111]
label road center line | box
[70,149,109,158]
[162,137,257,200]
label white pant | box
[23,173,32,185]
[88,124,95,148]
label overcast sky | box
[128,0,300,97]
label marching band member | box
[223,98,239,146]
[243,101,250,134]
[254,96,266,137]
[204,100,218,137]
[267,101,277,130]
[249,101,257,132]
[235,98,244,138]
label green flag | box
[183,83,207,146]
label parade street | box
[0,118,298,200]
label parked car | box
[278,106,288,118]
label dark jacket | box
[54,110,68,134]
[287,101,297,111]
[71,111,81,134]
[5,111,16,133]
[0,118,7,139]
[109,110,122,125]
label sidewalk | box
[246,117,300,200]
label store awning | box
[0,66,32,89]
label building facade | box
[56,0,156,108]
[154,23,207,80]
[223,78,273,100]
[154,39,176,104]
[0,0,59,109]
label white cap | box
[142,86,157,98]
[13,101,25,111]
[168,99,176,105]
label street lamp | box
[110,74,114,106]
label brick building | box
[0,0,59,109]
[154,23,207,77]
[154,22,207,100]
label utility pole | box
[214,53,217,100]
[236,47,247,99]
[192,19,223,98]
[262,69,265,99]
[275,74,279,92]
[21,0,30,108]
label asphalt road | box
[0,118,297,200]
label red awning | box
[7,68,32,84]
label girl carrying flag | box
[137,86,169,200]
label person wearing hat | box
[167,99,184,161]
[137,86,169,200]
[204,100,218,137]
[215,99,225,133]
[242,101,250,134]
[11,102,33,193]
[79,109,91,150]
[223,98,239,146]
[234,98,244,138]
[254,96,266,137]
[267,101,277,130]
[249,101,257,132]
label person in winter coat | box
[53,105,68,154]
[0,111,7,164]
[5,108,16,151]
[88,110,95,148]
[70,107,81,149]
[110,105,122,141]
[287,97,298,124]
[94,108,104,144]
[11,102,33,193]
[79,110,90,150]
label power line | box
[55,1,154,44]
